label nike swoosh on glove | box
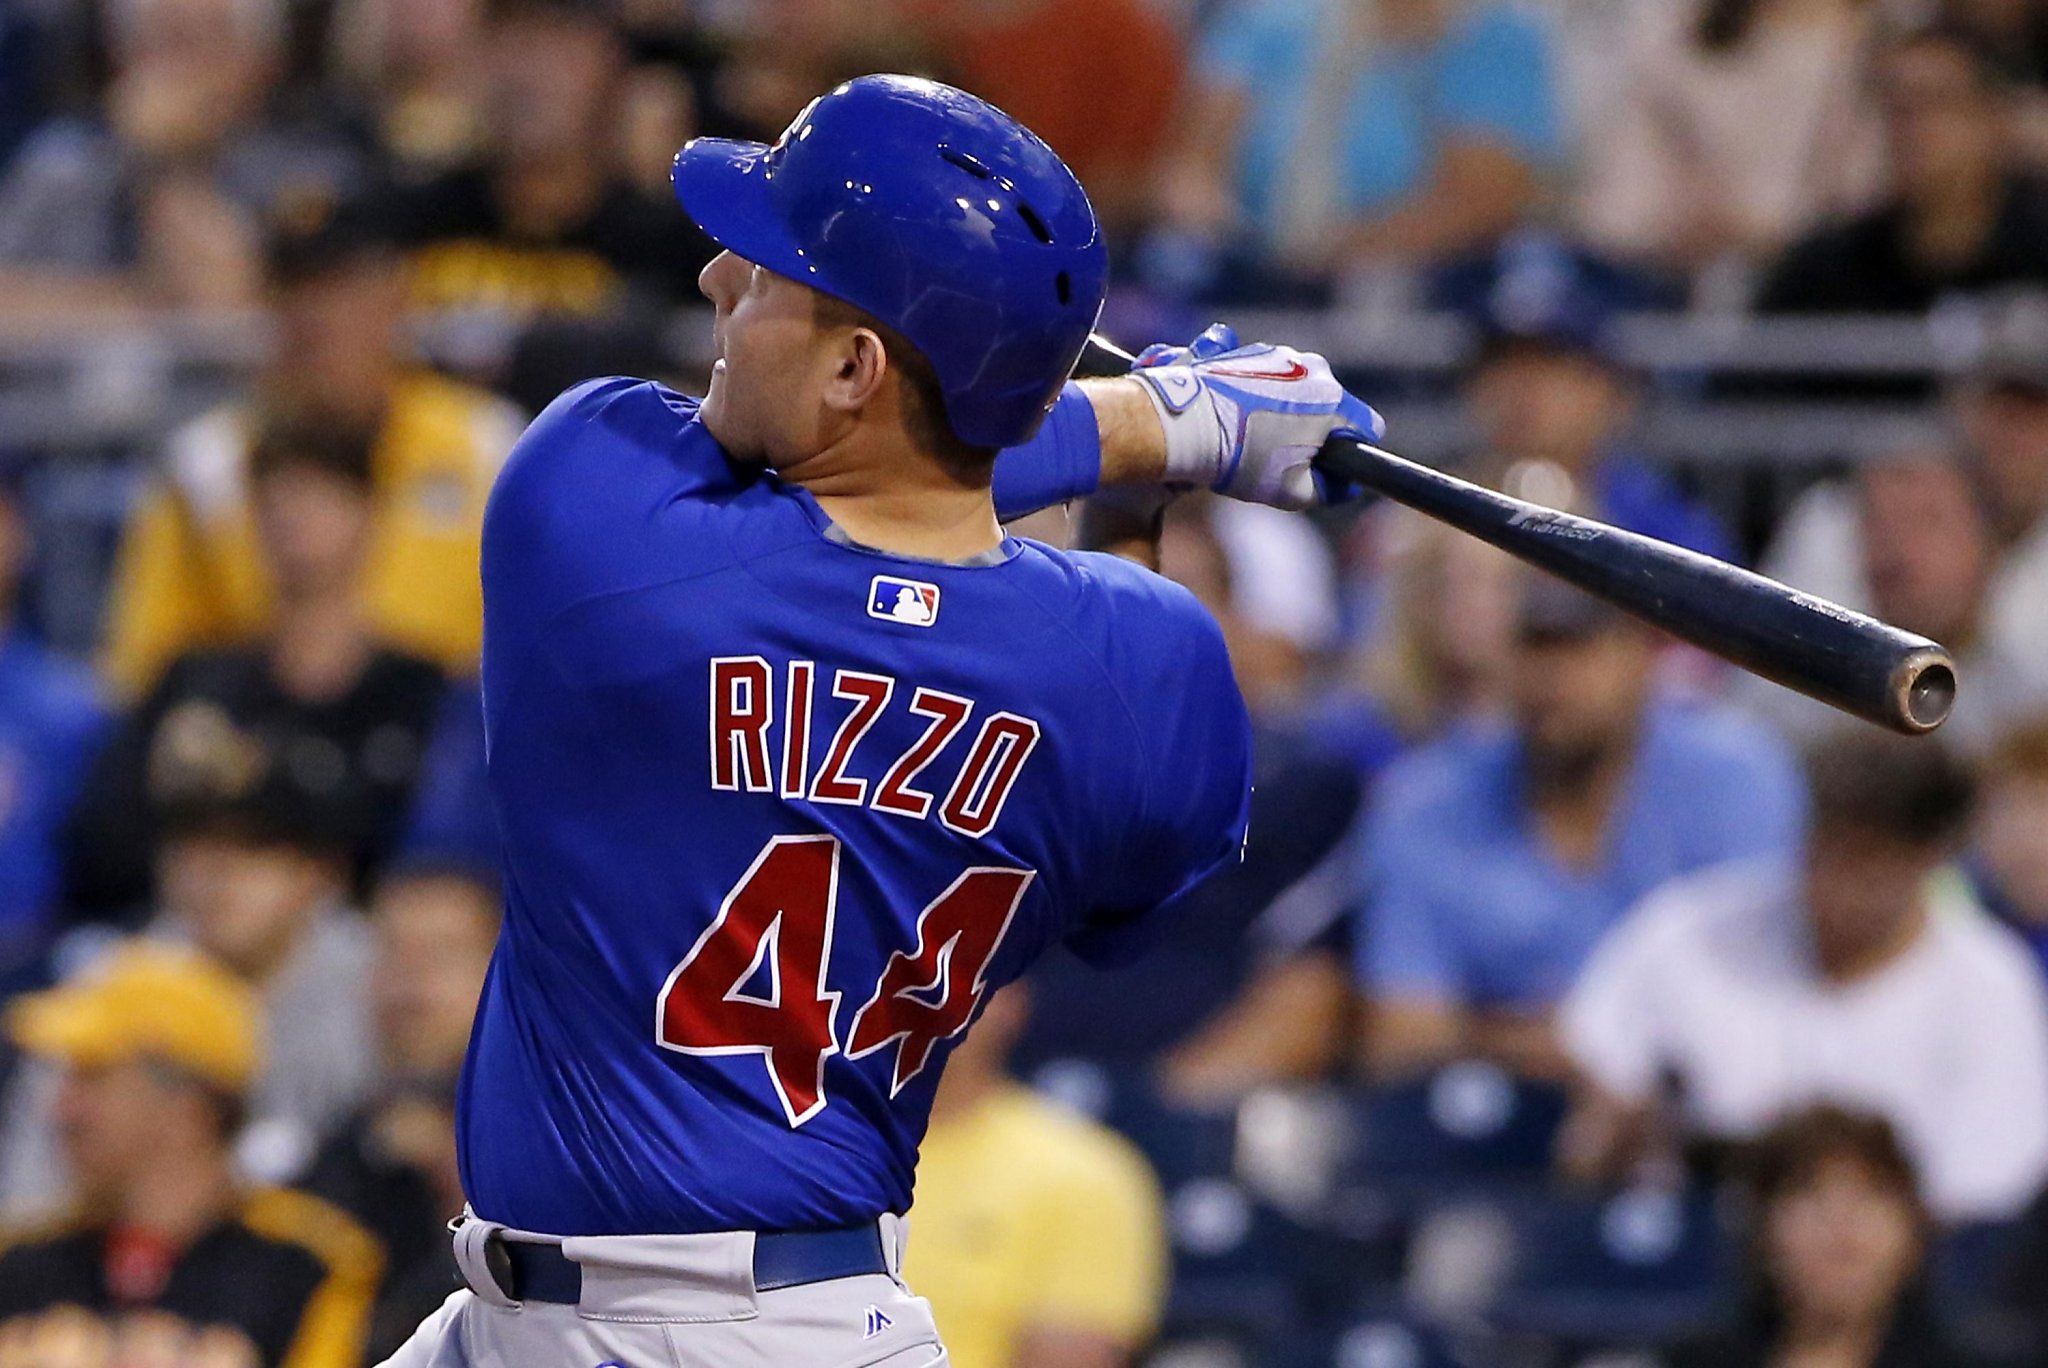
[1133,322,1386,511]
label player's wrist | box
[1132,366,1230,489]
[1073,378,1171,487]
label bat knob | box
[1893,649,1957,734]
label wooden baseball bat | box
[1074,334,1957,735]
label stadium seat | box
[1930,1217,2027,1325]
[1031,1061,1241,1190]
[1343,1062,1570,1196]
[1470,1187,1733,1353]
[1163,1178,1410,1340]
[1262,1313,1475,1368]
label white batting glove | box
[1132,323,1385,511]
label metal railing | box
[0,306,1963,464]
[0,304,1974,652]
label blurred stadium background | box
[4,0,2048,1365]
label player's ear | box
[822,326,889,418]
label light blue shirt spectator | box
[1197,0,1564,238]
[1355,700,1805,1012]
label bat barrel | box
[1313,434,1958,736]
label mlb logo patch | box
[868,575,940,627]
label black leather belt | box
[488,1223,890,1305]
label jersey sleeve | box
[991,385,1103,521]
[1065,563,1253,966]
[480,376,737,680]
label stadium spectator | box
[298,865,497,1360]
[0,6,54,174]
[1970,717,2048,979]
[1574,0,1885,279]
[1461,265,1737,559]
[1763,300,2048,729]
[386,0,714,323]
[1747,440,2048,752]
[1955,293,2048,670]
[1940,0,2048,166]
[138,737,378,1183]
[1944,0,2048,82]
[1017,500,1367,1096]
[1758,25,2048,315]
[1339,510,1520,747]
[907,986,1167,1368]
[1153,0,1563,297]
[710,0,931,144]
[67,414,450,919]
[1354,577,1804,1081]
[0,730,376,1220]
[1561,732,2048,1224]
[325,0,489,183]
[98,196,520,699]
[0,942,382,1365]
[0,473,106,983]
[1158,496,1346,718]
[1661,1105,1994,1368]
[0,0,365,317]
[903,0,1185,236]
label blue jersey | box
[458,378,1253,1236]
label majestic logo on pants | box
[863,1306,894,1339]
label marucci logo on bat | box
[1506,509,1602,541]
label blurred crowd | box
[5,1,2048,1367]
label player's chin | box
[698,390,761,464]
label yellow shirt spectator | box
[102,372,522,696]
[907,1085,1167,1368]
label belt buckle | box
[485,1235,517,1300]
[450,1213,522,1309]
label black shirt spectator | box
[67,644,448,917]
[1760,27,2048,316]
[0,944,381,1368]
[67,415,450,920]
[386,0,715,325]
[391,164,708,317]
[0,1191,381,1368]
[1759,176,2048,313]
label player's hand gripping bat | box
[1074,333,1957,736]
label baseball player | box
[380,75,1382,1367]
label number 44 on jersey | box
[655,834,1035,1127]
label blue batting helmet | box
[671,75,1109,450]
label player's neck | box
[809,489,1004,561]
[787,439,1004,561]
